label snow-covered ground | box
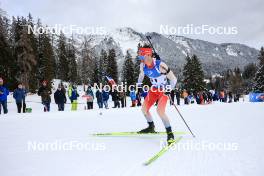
[0,93,264,176]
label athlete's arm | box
[137,62,145,84]
[160,62,177,89]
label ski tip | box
[143,163,149,166]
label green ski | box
[92,131,186,136]
[143,136,183,166]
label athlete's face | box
[143,54,153,66]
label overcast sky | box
[1,0,263,49]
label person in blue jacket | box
[13,83,26,113]
[102,86,109,109]
[96,89,103,109]
[0,78,9,114]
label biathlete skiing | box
[137,46,177,145]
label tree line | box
[1,11,263,94]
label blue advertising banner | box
[249,92,264,102]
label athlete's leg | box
[142,91,158,122]
[157,94,175,143]
[138,91,160,133]
[156,94,171,128]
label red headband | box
[139,48,152,56]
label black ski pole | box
[146,36,157,54]
[146,36,160,60]
[168,95,196,138]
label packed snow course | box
[0,90,263,176]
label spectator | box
[219,90,225,102]
[130,87,137,107]
[70,86,79,111]
[102,86,110,109]
[170,89,175,105]
[22,84,28,112]
[86,86,94,110]
[96,89,103,109]
[228,92,233,103]
[13,83,26,113]
[175,89,181,105]
[111,88,120,108]
[38,80,52,112]
[0,78,9,114]
[54,85,67,111]
[119,88,126,108]
[182,90,189,105]
[136,91,142,106]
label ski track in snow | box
[0,94,264,176]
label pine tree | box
[42,33,56,81]
[253,47,264,92]
[12,17,37,90]
[242,63,257,92]
[57,33,69,81]
[253,65,264,92]
[258,47,264,66]
[0,15,13,86]
[230,67,243,94]
[91,57,100,84]
[107,49,118,83]
[80,38,94,84]
[36,20,56,87]
[183,54,205,93]
[27,14,39,92]
[98,49,108,83]
[243,63,257,80]
[122,50,135,87]
[67,37,78,84]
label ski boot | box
[138,122,156,133]
[166,126,175,145]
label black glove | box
[153,52,160,60]
[165,90,171,96]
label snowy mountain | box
[83,27,259,75]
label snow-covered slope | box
[0,94,263,176]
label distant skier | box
[137,47,177,144]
